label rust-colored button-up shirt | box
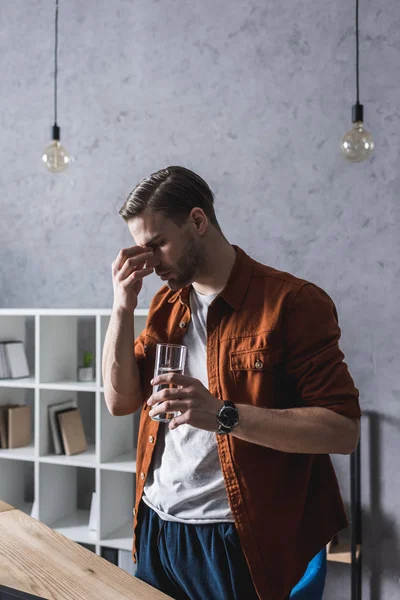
[131,245,361,600]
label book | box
[0,404,15,448]
[54,408,77,454]
[0,342,29,379]
[57,408,87,456]
[0,344,11,379]
[48,399,76,454]
[8,405,31,449]
[0,345,6,378]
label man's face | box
[128,208,206,291]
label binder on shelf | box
[0,341,30,379]
[48,399,76,454]
[57,408,87,456]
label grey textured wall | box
[1,1,399,598]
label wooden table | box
[0,501,172,600]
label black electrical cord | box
[352,0,363,123]
[54,0,58,125]
[52,0,60,141]
[356,0,359,104]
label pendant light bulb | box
[43,0,70,173]
[341,0,374,163]
[42,126,70,172]
[341,106,374,163]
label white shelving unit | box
[0,308,147,564]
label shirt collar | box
[167,245,254,311]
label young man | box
[102,166,361,600]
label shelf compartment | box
[39,315,96,385]
[38,389,95,459]
[39,463,96,545]
[100,392,138,469]
[0,458,35,516]
[0,388,35,455]
[99,469,135,551]
[0,314,35,381]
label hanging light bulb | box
[341,103,374,163]
[42,125,70,172]
[42,0,70,172]
[340,0,374,162]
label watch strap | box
[222,401,236,409]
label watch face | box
[220,406,238,428]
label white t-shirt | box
[142,287,234,523]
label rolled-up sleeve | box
[284,283,361,418]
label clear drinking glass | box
[151,343,187,422]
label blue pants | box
[135,501,267,600]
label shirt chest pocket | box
[229,346,285,408]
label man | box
[102,166,361,600]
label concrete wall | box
[1,1,399,598]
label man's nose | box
[145,255,161,268]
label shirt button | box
[148,435,155,443]
[140,472,146,480]
[255,360,264,370]
[179,321,187,329]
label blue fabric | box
[135,501,325,600]
[289,547,326,599]
[135,501,260,600]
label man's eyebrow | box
[143,234,163,247]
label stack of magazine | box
[0,341,29,379]
[48,399,88,456]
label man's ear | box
[190,208,208,235]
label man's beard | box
[166,233,206,290]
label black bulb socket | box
[352,103,364,123]
[52,124,61,141]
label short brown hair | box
[119,166,222,233]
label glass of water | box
[151,343,187,422]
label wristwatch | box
[216,401,239,435]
